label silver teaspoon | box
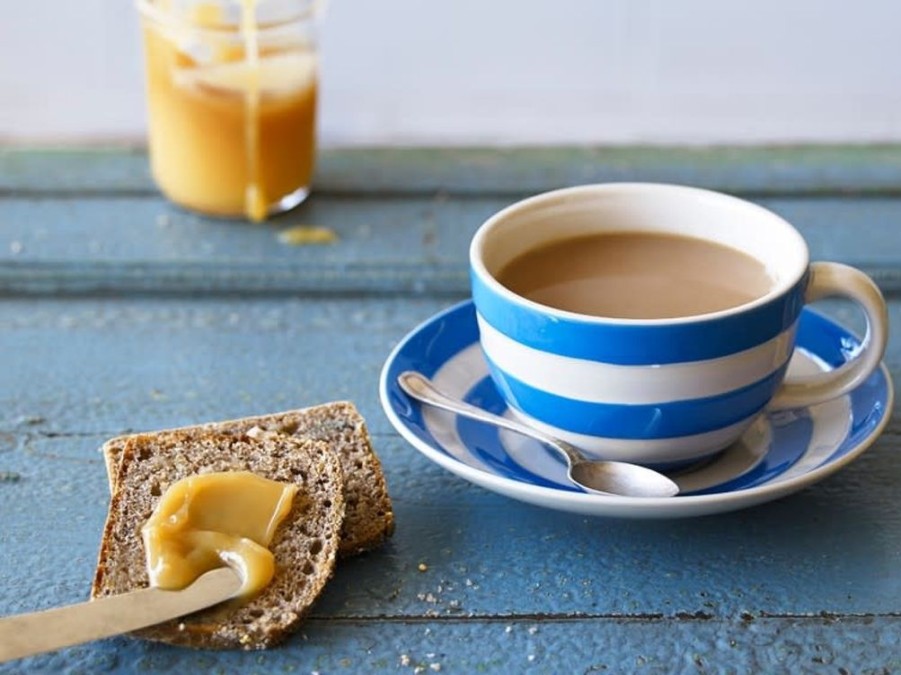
[397,371,680,499]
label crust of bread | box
[92,430,345,650]
[101,402,394,557]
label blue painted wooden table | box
[0,146,899,673]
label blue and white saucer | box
[379,301,894,518]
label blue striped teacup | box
[470,183,888,467]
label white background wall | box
[1,0,900,146]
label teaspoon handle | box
[397,371,578,468]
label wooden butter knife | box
[0,568,242,663]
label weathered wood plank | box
[0,195,899,296]
[0,297,448,435]
[3,145,901,196]
[1,297,896,437]
[2,615,897,674]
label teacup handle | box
[770,261,888,410]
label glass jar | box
[137,0,321,221]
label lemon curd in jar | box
[140,2,317,221]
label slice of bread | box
[92,429,344,650]
[101,402,394,557]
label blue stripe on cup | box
[485,355,790,439]
[471,270,809,366]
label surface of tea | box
[496,231,772,319]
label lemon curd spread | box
[142,471,297,596]
[140,1,317,221]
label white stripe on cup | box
[477,314,796,405]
